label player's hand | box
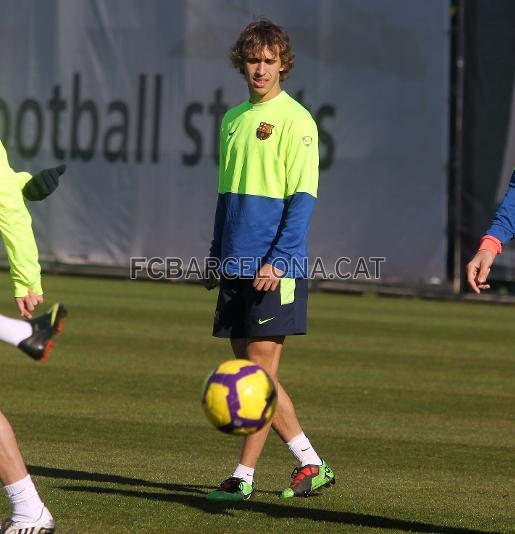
[23,164,67,201]
[466,249,495,294]
[15,289,44,319]
[253,263,284,292]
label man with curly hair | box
[205,19,335,501]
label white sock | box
[287,432,322,467]
[0,314,32,347]
[232,464,255,485]
[4,475,44,523]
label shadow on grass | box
[29,465,499,534]
[29,464,210,495]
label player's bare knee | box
[247,354,277,378]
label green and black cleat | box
[17,303,67,362]
[207,477,254,501]
[280,460,335,498]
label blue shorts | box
[212,276,308,339]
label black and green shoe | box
[280,460,335,498]
[207,477,254,501]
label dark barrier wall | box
[461,0,515,280]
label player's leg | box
[208,279,254,501]
[0,315,31,348]
[0,412,27,485]
[242,279,334,498]
[0,411,54,533]
[207,337,282,501]
[242,339,334,498]
[232,338,303,444]
[237,337,285,469]
[239,337,306,463]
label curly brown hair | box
[230,20,295,81]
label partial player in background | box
[467,167,515,293]
[204,20,335,501]
[0,140,67,534]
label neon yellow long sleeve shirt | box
[210,91,319,277]
[0,141,42,297]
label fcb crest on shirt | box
[256,122,274,140]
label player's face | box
[243,46,284,104]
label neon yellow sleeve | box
[0,142,42,297]
[285,116,319,198]
[0,142,32,191]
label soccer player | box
[0,140,67,534]
[467,167,515,293]
[204,20,335,500]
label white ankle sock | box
[4,475,44,523]
[287,432,322,467]
[0,315,32,347]
[232,464,255,485]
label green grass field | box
[0,273,514,533]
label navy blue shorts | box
[212,276,308,339]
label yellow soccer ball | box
[201,359,277,435]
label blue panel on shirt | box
[210,192,316,278]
